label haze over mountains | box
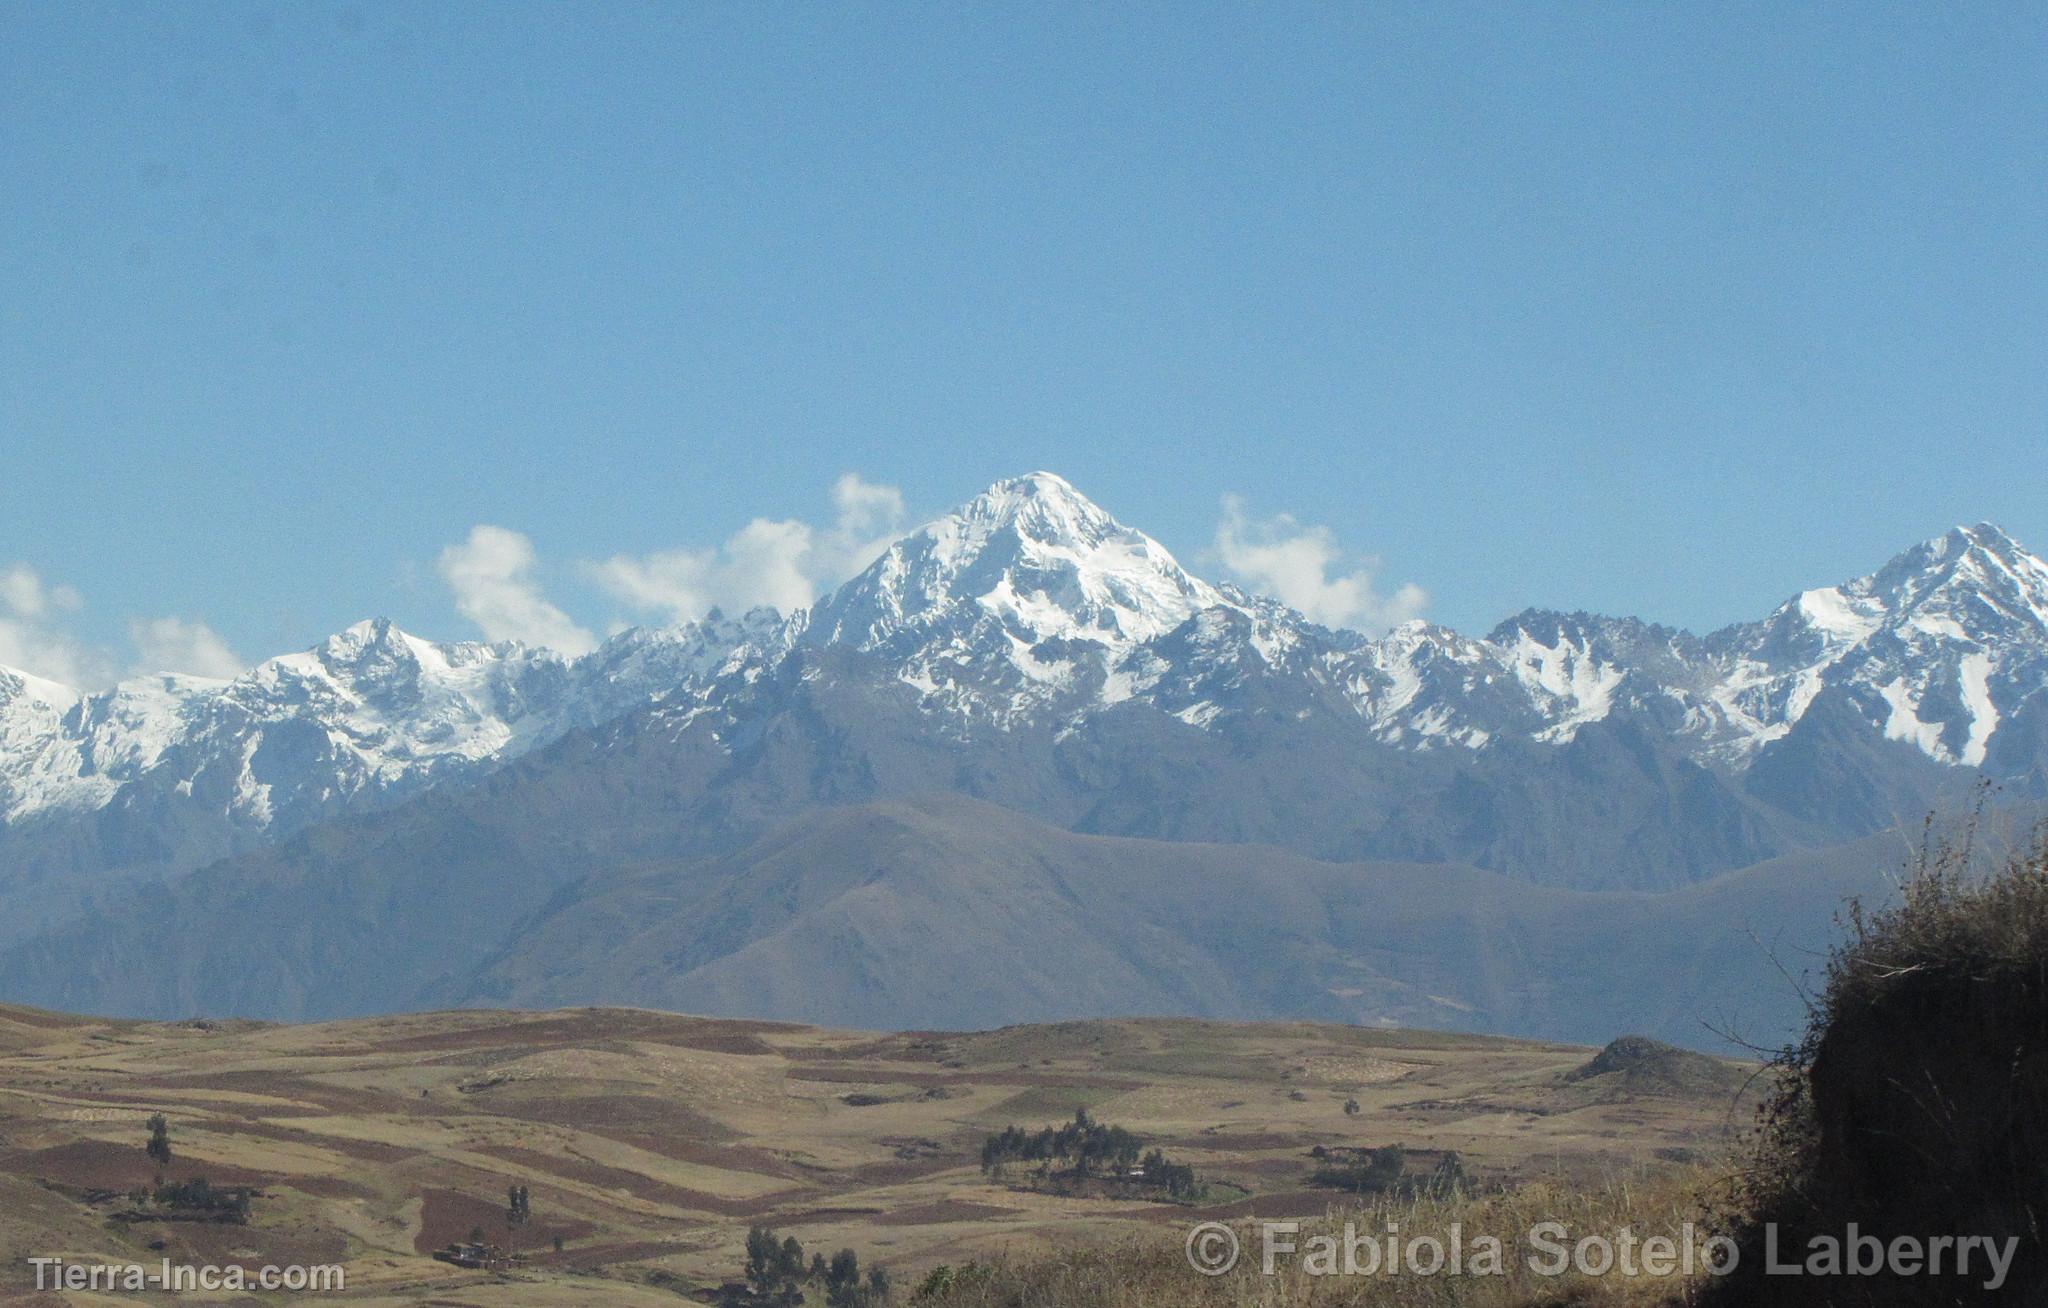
[3,473,2045,1044]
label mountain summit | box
[2,475,2046,923]
[1722,521,2048,770]
[806,471,1226,652]
[5,477,2048,1034]
[799,472,1237,720]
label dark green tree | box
[1368,1144,1406,1188]
[826,1248,862,1308]
[145,1113,172,1171]
[778,1235,805,1286]
[505,1183,530,1252]
[744,1225,780,1295]
[982,1110,1199,1199]
[740,1226,808,1304]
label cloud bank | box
[435,525,599,656]
[8,480,1430,688]
[129,617,248,681]
[0,564,98,689]
[0,563,246,691]
[583,474,907,625]
[1213,495,1427,633]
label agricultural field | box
[0,1004,1754,1305]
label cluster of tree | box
[1308,1144,1466,1197]
[1134,1147,1199,1199]
[725,1225,890,1307]
[125,1177,253,1223]
[137,1112,252,1218]
[980,1108,1200,1199]
[980,1107,1141,1177]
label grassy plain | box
[0,1005,1753,1305]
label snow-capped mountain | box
[0,610,786,847]
[0,667,88,820]
[809,472,1230,652]
[799,472,1246,724]
[1721,523,2048,768]
[3,474,2046,900]
[1465,522,2048,773]
[792,476,2048,778]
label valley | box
[0,1004,1751,1305]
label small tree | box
[1343,1097,1361,1116]
[1369,1144,1406,1187]
[145,1114,172,1172]
[744,1225,779,1295]
[778,1234,806,1298]
[742,1226,807,1304]
[826,1248,862,1308]
[505,1184,530,1251]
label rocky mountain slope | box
[4,474,2039,883]
[0,791,1912,1047]
[0,473,2043,1035]
[0,609,786,930]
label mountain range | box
[3,473,2044,1044]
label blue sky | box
[2,3,2044,682]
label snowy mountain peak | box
[1675,523,2048,769]
[956,471,1123,546]
[325,616,437,658]
[0,664,81,713]
[297,617,527,678]
[806,472,1228,654]
[1856,522,2048,633]
[1938,521,2030,560]
[6,493,2048,887]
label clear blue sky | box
[3,3,2044,676]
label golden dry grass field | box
[0,1004,1754,1305]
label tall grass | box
[911,1166,1723,1308]
[1701,812,2048,1306]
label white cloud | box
[0,563,107,689]
[585,473,908,625]
[436,525,598,655]
[1,563,81,620]
[433,477,905,654]
[2,563,255,690]
[1213,495,1428,634]
[129,616,247,680]
[827,473,908,560]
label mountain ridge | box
[4,474,2044,1040]
[0,789,1934,1049]
[0,474,2043,923]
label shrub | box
[1705,816,2048,1305]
